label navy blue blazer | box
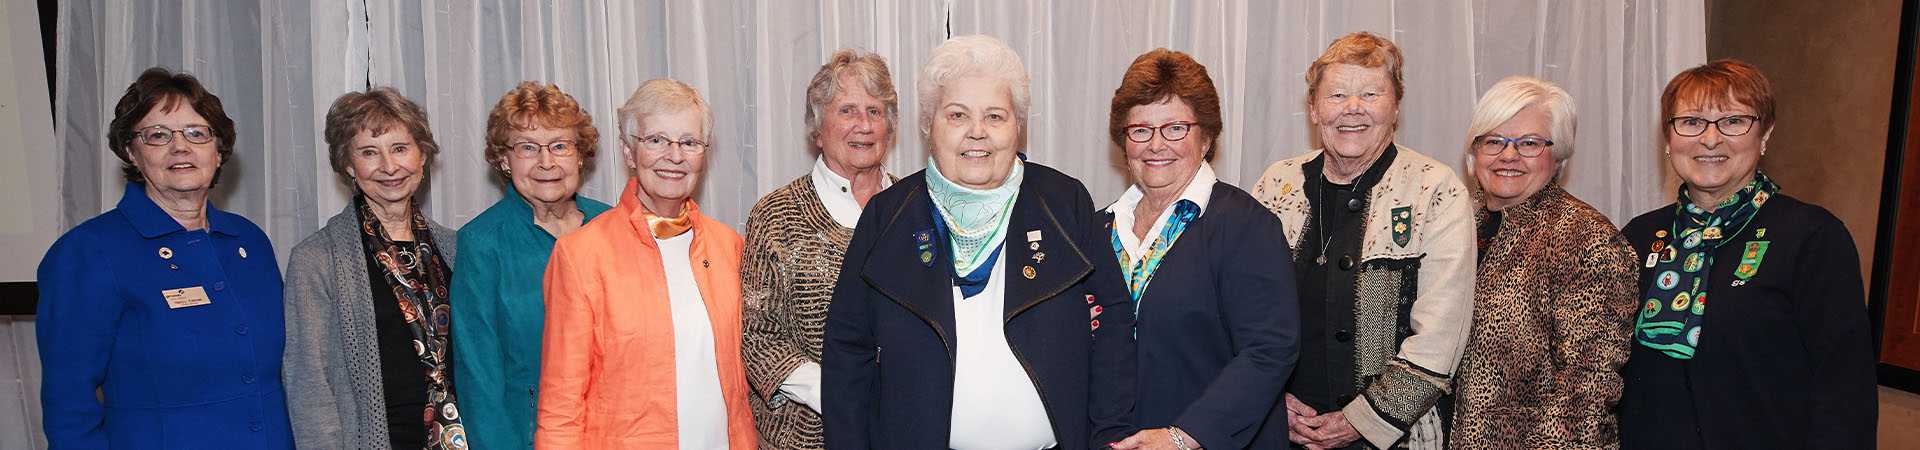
[1106,182,1300,449]
[37,182,293,448]
[822,162,1137,450]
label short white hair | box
[916,35,1031,142]
[617,78,713,142]
[1465,76,1577,164]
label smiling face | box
[623,108,707,215]
[1123,96,1209,197]
[130,100,222,196]
[816,74,892,175]
[927,75,1021,190]
[1473,104,1559,211]
[347,125,426,209]
[1667,101,1769,204]
[1310,63,1401,163]
[503,126,584,209]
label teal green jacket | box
[450,193,610,450]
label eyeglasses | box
[505,140,578,159]
[629,134,709,154]
[1123,121,1196,143]
[1668,115,1759,137]
[1471,134,1554,157]
[131,125,215,146]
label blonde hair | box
[617,78,713,142]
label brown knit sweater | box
[1448,183,1639,449]
[740,174,859,449]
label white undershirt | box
[810,156,894,228]
[657,231,730,450]
[1108,162,1217,268]
[947,249,1056,450]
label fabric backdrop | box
[11,0,1705,447]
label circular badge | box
[1656,270,1681,290]
[444,424,469,449]
[1692,292,1707,315]
[1683,232,1703,249]
[158,247,173,259]
[1687,327,1702,346]
[1684,253,1704,272]
[1643,300,1661,319]
[1672,292,1691,311]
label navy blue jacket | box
[37,182,293,448]
[1107,182,1300,449]
[822,162,1137,450]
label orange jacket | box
[536,178,756,449]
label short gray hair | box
[1465,76,1577,165]
[805,49,899,153]
[916,35,1031,143]
[617,78,713,142]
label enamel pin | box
[915,229,936,267]
[1735,241,1769,280]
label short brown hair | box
[484,82,600,178]
[1304,32,1406,103]
[1108,49,1222,161]
[805,49,899,153]
[107,67,237,185]
[1660,59,1777,134]
[323,87,440,187]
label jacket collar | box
[119,182,239,238]
[860,171,1094,351]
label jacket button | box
[241,374,256,384]
[249,421,262,432]
[212,281,226,291]
[1347,198,1363,212]
[1338,255,1355,271]
[234,325,248,335]
[1335,330,1352,342]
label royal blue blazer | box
[37,183,293,449]
[1105,182,1301,449]
[822,162,1137,450]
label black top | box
[1616,193,1876,450]
[1476,209,1502,260]
[1289,145,1398,422]
[365,244,427,449]
[1113,182,1301,449]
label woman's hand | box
[1111,427,1202,450]
[1295,410,1362,450]
[1285,393,1321,446]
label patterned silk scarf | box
[356,199,467,450]
[1635,170,1779,359]
[1111,199,1200,306]
[638,197,697,239]
[925,156,1024,294]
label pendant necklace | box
[1315,174,1334,265]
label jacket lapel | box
[859,182,960,350]
[1002,182,1092,321]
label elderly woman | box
[449,81,611,450]
[284,87,464,450]
[1447,76,1638,449]
[536,78,756,448]
[1248,32,1474,450]
[741,49,898,449]
[1101,49,1299,450]
[820,34,1135,450]
[1616,59,1876,449]
[37,68,292,448]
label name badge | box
[162,286,213,309]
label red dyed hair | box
[1108,49,1223,160]
[1660,59,1777,133]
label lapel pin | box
[1032,252,1046,263]
[916,229,937,267]
[1029,241,1040,251]
[702,259,710,268]
[238,247,248,259]
[159,247,173,259]
[1022,265,1037,279]
[1027,230,1042,242]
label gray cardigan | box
[283,204,457,450]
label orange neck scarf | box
[640,199,695,239]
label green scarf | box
[924,156,1024,276]
[1635,170,1780,359]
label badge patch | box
[1735,241,1769,280]
[1682,231,1702,249]
[1651,240,1667,254]
[1683,253,1704,273]
[1391,206,1413,247]
[1671,292,1691,311]
[915,229,937,267]
[1692,292,1707,315]
[1656,270,1681,290]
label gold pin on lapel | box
[1022,265,1037,279]
[239,247,248,259]
[159,247,173,259]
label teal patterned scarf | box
[1635,170,1780,359]
[1111,199,1200,305]
[924,156,1024,277]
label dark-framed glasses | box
[506,140,578,159]
[131,125,215,146]
[1471,134,1554,157]
[1123,121,1196,143]
[629,134,708,154]
[1668,115,1758,137]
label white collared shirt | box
[1107,162,1218,267]
[657,231,730,450]
[810,156,893,228]
[947,249,1057,450]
